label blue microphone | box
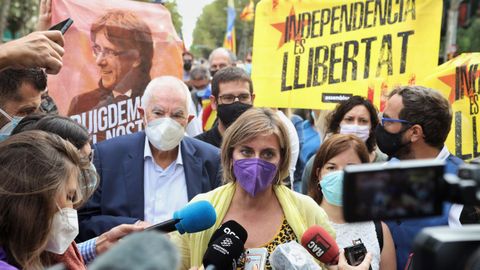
[147,200,216,234]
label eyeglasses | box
[87,149,95,163]
[379,114,414,126]
[218,93,251,104]
[92,45,129,58]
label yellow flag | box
[240,0,255,21]
[252,0,443,110]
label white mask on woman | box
[339,124,370,142]
[145,117,185,151]
[45,207,79,254]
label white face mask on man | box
[339,124,370,142]
[46,207,79,254]
[145,117,185,151]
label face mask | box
[217,102,252,128]
[244,63,252,76]
[145,117,185,151]
[183,61,192,71]
[0,108,22,142]
[46,207,79,254]
[319,170,344,206]
[339,124,370,142]
[233,158,278,197]
[375,124,410,158]
[84,162,98,189]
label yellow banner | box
[420,53,480,160]
[252,0,442,110]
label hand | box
[95,223,145,255]
[337,249,373,270]
[0,31,64,74]
[37,0,52,31]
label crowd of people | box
[0,2,478,270]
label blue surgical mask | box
[319,170,344,206]
[0,108,22,142]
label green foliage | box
[457,17,480,53]
[5,0,39,37]
[191,0,257,60]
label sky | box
[177,0,215,50]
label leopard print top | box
[237,218,297,269]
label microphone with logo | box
[88,231,179,270]
[146,200,216,234]
[202,220,248,270]
[270,241,321,270]
[301,225,340,265]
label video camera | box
[342,159,480,270]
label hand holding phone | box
[49,18,74,34]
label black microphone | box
[208,220,248,246]
[146,200,216,234]
[270,241,321,270]
[88,231,179,270]
[202,234,245,270]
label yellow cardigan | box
[170,183,336,270]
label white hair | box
[208,47,236,64]
[141,76,193,116]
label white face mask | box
[339,124,370,142]
[46,207,79,254]
[145,117,185,151]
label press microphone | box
[88,231,179,270]
[301,225,340,265]
[202,234,245,270]
[270,241,321,270]
[146,200,216,234]
[208,220,248,246]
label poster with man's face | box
[48,0,183,142]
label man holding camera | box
[375,85,464,270]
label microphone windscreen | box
[301,225,339,265]
[88,231,179,270]
[202,234,244,270]
[208,220,248,246]
[270,241,321,270]
[173,200,216,234]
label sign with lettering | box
[252,0,442,110]
[421,53,480,161]
[49,0,183,142]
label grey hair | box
[208,48,236,65]
[141,76,192,116]
[190,66,211,81]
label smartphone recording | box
[49,18,74,34]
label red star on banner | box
[437,58,477,103]
[271,6,309,49]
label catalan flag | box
[240,0,254,21]
[223,0,236,54]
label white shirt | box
[143,137,189,224]
[276,110,299,189]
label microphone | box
[202,234,245,270]
[88,231,179,270]
[147,200,216,234]
[270,241,321,270]
[301,225,339,265]
[208,220,248,246]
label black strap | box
[374,221,384,252]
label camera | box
[342,159,480,270]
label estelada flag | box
[48,0,183,143]
[420,53,480,161]
[240,0,255,21]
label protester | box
[10,114,145,265]
[208,47,235,77]
[172,108,334,269]
[0,131,92,269]
[188,66,211,116]
[377,85,464,270]
[308,134,396,270]
[67,9,154,117]
[0,68,47,141]
[182,51,194,82]
[78,76,222,241]
[0,31,64,74]
[301,96,386,194]
[195,66,254,148]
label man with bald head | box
[208,47,236,77]
[77,76,222,241]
